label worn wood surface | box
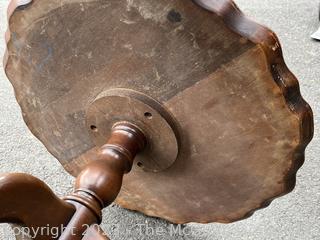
[0,173,75,240]
[4,0,313,224]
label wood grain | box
[4,0,313,224]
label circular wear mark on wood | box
[5,0,313,223]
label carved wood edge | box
[3,0,314,224]
[192,0,314,221]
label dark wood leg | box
[0,122,145,240]
[0,173,75,240]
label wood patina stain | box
[5,0,313,224]
[167,9,182,23]
[5,0,254,162]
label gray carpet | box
[0,0,319,239]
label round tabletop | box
[5,0,313,223]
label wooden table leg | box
[0,173,75,240]
[0,122,146,240]
[61,122,146,240]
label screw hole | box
[144,112,153,119]
[90,125,98,132]
[137,162,143,168]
